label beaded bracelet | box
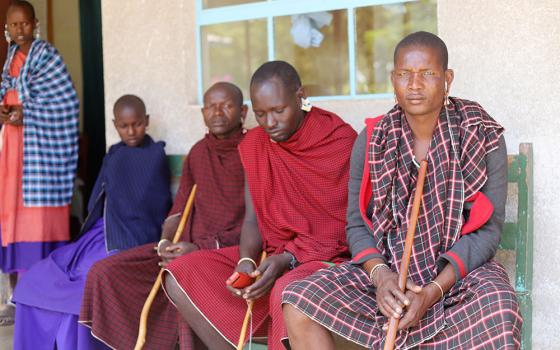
[237,257,257,269]
[428,280,445,299]
[368,263,390,285]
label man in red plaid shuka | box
[283,32,522,349]
[163,61,357,350]
[79,82,248,349]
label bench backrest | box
[500,143,533,349]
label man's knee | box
[163,272,181,304]
[282,303,312,329]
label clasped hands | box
[373,268,441,331]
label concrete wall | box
[439,1,560,348]
[101,1,560,347]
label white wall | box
[439,1,560,348]
[101,1,560,347]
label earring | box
[34,22,41,40]
[205,126,209,134]
[300,97,312,112]
[444,82,450,106]
[394,94,398,105]
[4,25,10,43]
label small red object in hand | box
[226,272,255,289]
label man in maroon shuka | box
[79,82,248,349]
[163,61,357,350]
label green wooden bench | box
[166,143,534,349]
[498,143,534,349]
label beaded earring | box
[34,21,41,40]
[4,24,10,43]
[300,97,312,112]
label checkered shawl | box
[0,40,79,206]
[369,98,503,285]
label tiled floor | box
[0,325,13,349]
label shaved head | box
[394,31,448,70]
[113,94,146,118]
[204,82,243,106]
[250,61,302,95]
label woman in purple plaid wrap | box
[282,32,522,349]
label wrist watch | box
[285,251,299,270]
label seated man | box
[12,94,172,349]
[282,31,522,349]
[79,82,248,349]
[164,61,357,350]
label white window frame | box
[196,0,424,103]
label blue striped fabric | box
[0,40,79,207]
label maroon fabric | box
[166,107,357,350]
[79,132,245,349]
[239,107,356,263]
[170,130,246,249]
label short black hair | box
[250,61,302,94]
[204,82,244,106]
[394,31,448,70]
[113,94,146,117]
[8,0,36,20]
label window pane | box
[355,0,437,94]
[201,19,267,99]
[274,10,349,96]
[203,0,263,9]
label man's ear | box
[444,69,454,93]
[240,104,248,122]
[145,114,150,127]
[295,86,306,100]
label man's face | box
[391,45,452,120]
[202,87,245,139]
[250,77,304,143]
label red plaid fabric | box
[282,99,521,349]
[166,107,357,350]
[283,260,521,349]
[79,132,246,349]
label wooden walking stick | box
[383,160,428,350]
[134,184,197,350]
[236,251,267,350]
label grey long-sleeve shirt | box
[347,128,507,281]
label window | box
[196,0,436,102]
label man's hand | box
[395,285,440,330]
[374,268,421,320]
[158,242,198,267]
[226,259,257,297]
[226,253,291,302]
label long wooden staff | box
[383,160,428,350]
[236,251,267,350]
[134,184,198,350]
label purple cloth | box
[0,236,67,273]
[12,218,111,349]
[13,218,108,315]
[14,304,110,350]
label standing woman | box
[0,0,79,323]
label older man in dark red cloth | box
[79,82,248,350]
[163,61,357,350]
